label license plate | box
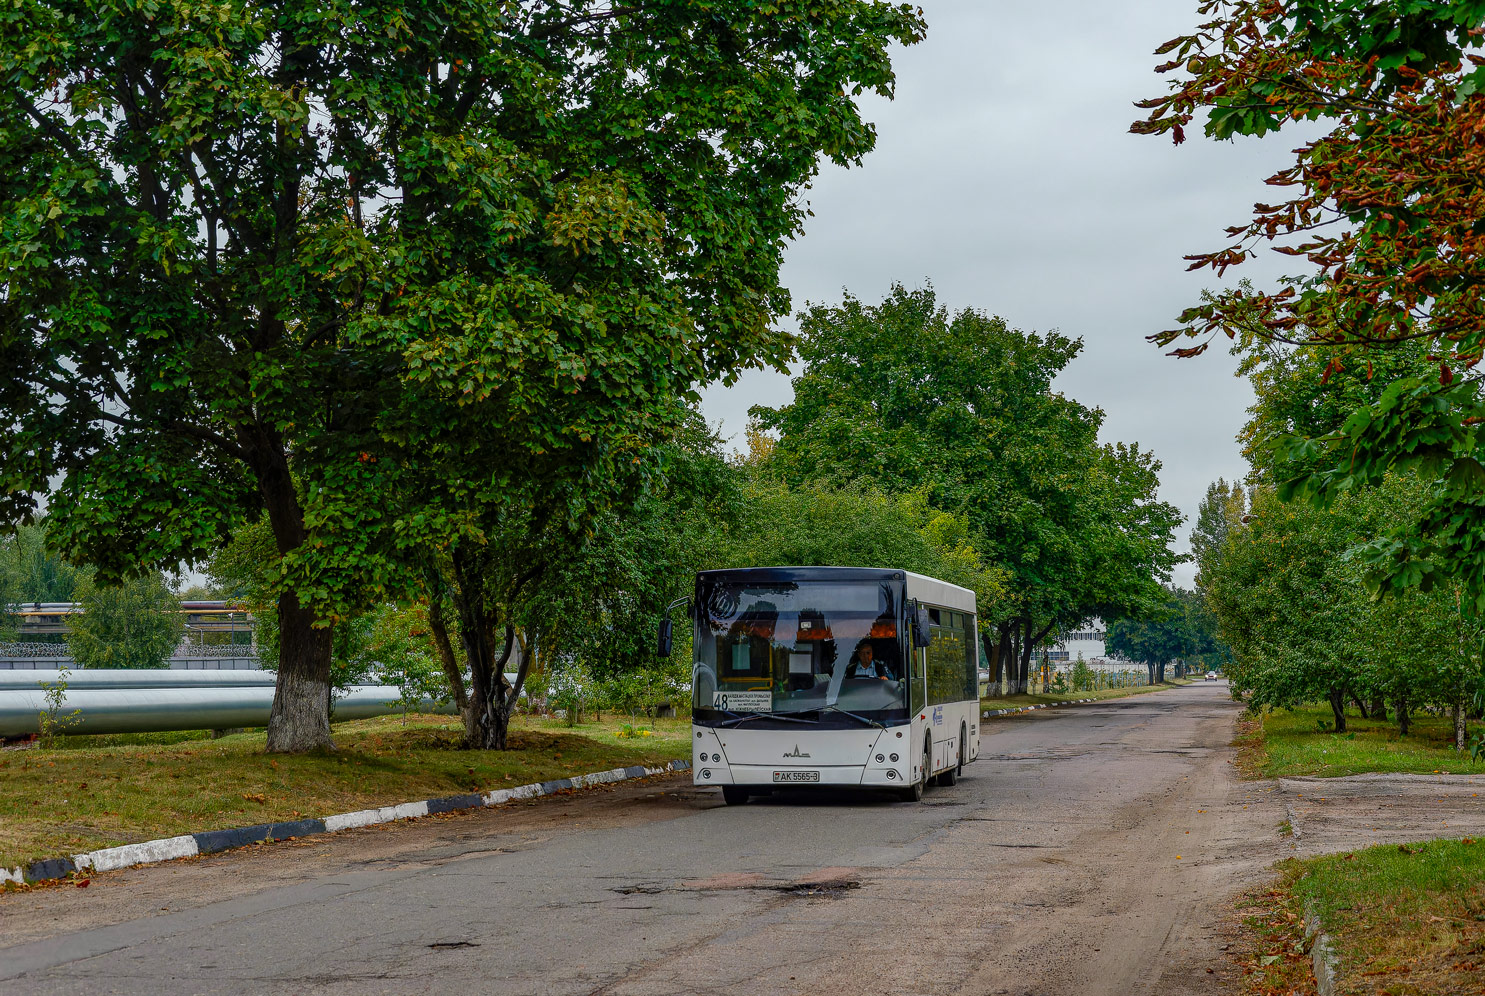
[772,770,820,783]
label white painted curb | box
[6,759,690,884]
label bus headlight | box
[875,754,884,763]
[701,769,711,779]
[890,753,899,762]
[886,770,898,779]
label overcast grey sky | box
[699,0,1315,588]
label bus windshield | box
[693,579,906,718]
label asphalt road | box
[1,681,1286,995]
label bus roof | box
[695,567,977,615]
[902,570,977,614]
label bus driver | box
[848,640,895,680]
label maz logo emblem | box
[783,745,811,758]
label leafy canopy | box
[753,284,1182,638]
[0,0,927,617]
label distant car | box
[1205,671,1218,681]
[978,669,989,684]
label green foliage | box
[356,603,450,722]
[0,0,925,749]
[1136,3,1485,611]
[1468,729,1485,764]
[1203,477,1485,729]
[751,283,1182,677]
[1203,485,1372,714]
[36,665,81,745]
[66,573,184,669]
[0,521,84,641]
[1069,655,1094,693]
[720,477,1008,613]
[0,521,82,607]
[1107,587,1201,679]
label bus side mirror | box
[913,609,932,648]
[657,617,674,658]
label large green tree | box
[753,284,1182,693]
[0,0,925,750]
[1201,486,1374,730]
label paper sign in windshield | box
[714,690,772,712]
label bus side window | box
[911,647,926,713]
[963,612,979,700]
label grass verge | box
[983,679,1199,711]
[1252,705,1484,779]
[1243,839,1485,995]
[0,713,690,870]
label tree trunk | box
[1456,697,1468,751]
[247,430,335,754]
[1396,693,1410,736]
[1327,687,1347,734]
[265,590,336,752]
[1016,619,1037,696]
[1370,694,1387,721]
[1146,661,1156,686]
[981,631,1004,698]
[450,546,531,750]
[1349,690,1370,719]
[426,597,468,713]
[465,622,516,750]
[1155,660,1167,684]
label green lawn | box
[1286,839,1485,994]
[1242,704,1484,778]
[0,713,690,871]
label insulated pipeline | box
[0,682,457,736]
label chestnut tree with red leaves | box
[1134,1,1485,608]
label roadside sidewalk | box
[1276,771,1485,856]
[981,681,1194,721]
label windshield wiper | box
[717,710,819,728]
[821,705,883,729]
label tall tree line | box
[749,284,1183,694]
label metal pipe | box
[0,684,456,737]
[0,669,278,691]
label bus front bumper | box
[693,763,908,788]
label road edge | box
[3,758,692,886]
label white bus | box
[667,566,981,804]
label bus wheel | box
[722,786,749,806]
[899,738,930,802]
[937,726,964,786]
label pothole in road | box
[614,876,863,898]
[775,879,860,898]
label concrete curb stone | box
[1303,903,1339,996]
[4,758,691,886]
